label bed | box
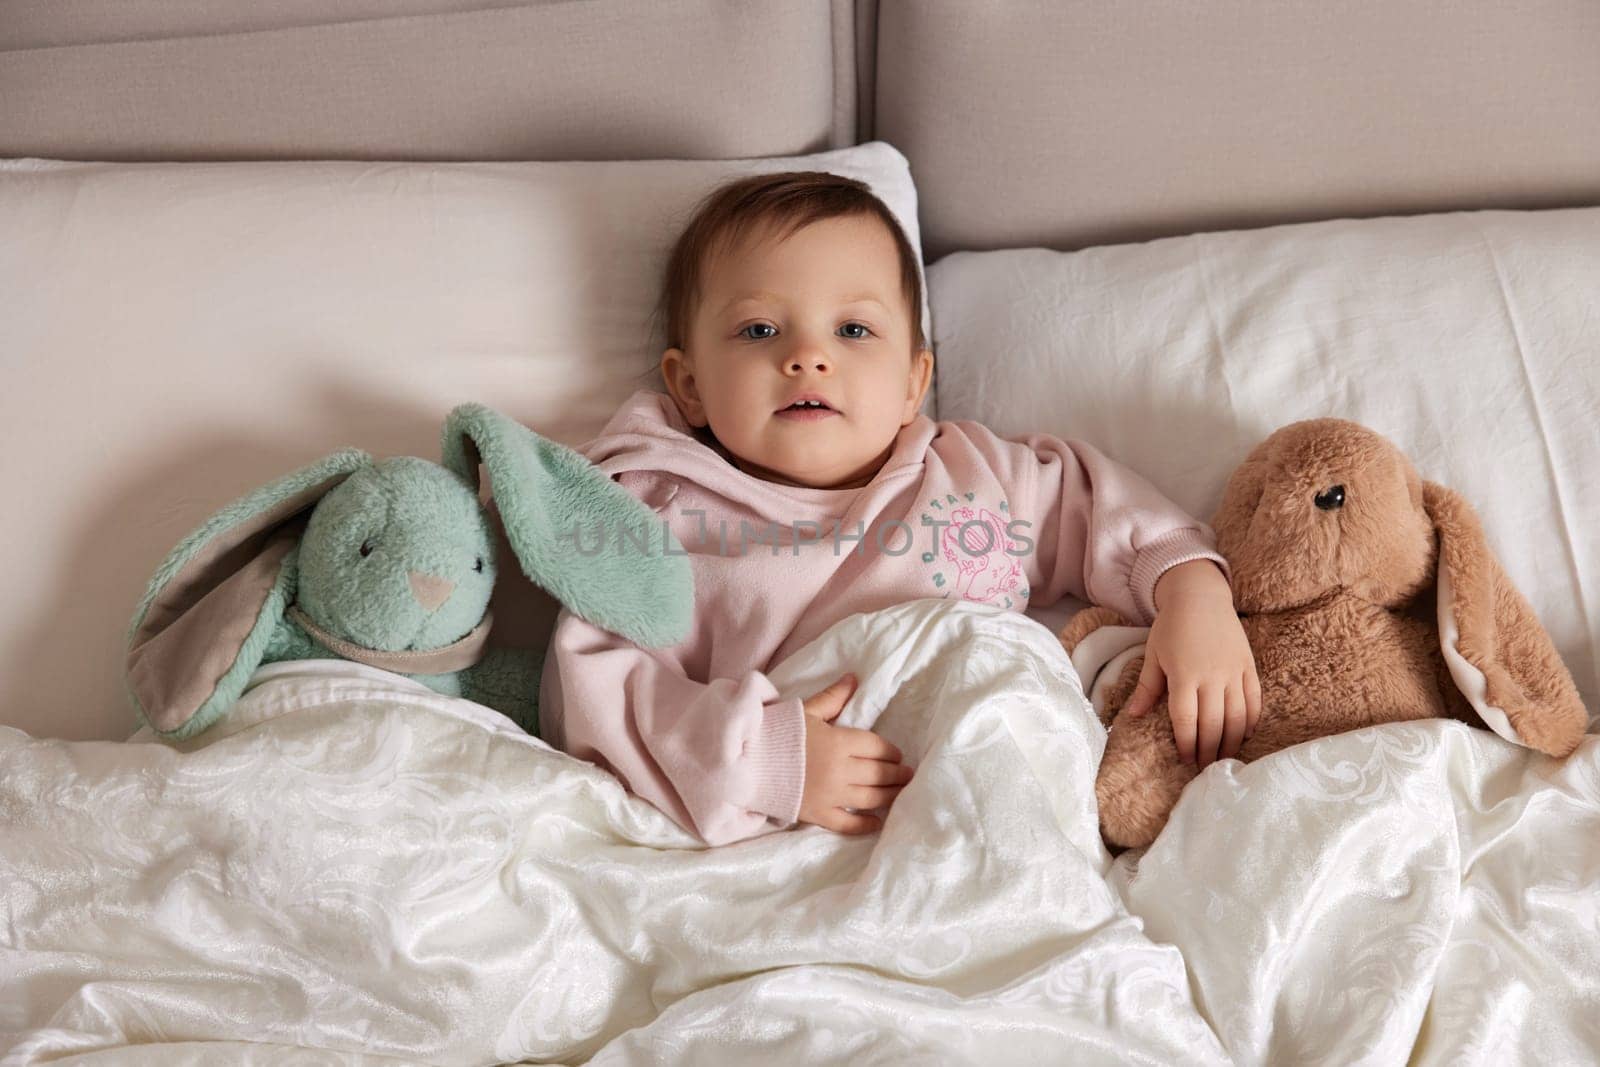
[3,2,1598,1063]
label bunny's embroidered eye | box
[1314,485,1346,511]
[359,538,375,557]
[473,557,484,573]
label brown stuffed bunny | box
[1061,418,1589,850]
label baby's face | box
[661,214,933,490]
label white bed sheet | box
[2,599,1597,1064]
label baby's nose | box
[787,348,832,373]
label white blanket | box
[3,599,1597,1065]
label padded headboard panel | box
[8,0,1599,254]
[0,0,862,161]
[875,0,1600,258]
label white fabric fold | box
[3,598,1597,1064]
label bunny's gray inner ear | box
[125,448,371,738]
[442,420,485,492]
[443,403,693,648]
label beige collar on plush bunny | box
[287,604,494,675]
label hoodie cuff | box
[1129,528,1232,624]
[744,696,807,824]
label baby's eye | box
[838,322,873,340]
[740,323,777,341]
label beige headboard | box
[0,0,865,160]
[4,0,1598,254]
[874,0,1600,257]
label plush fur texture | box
[442,403,694,649]
[124,449,369,740]
[1062,418,1588,850]
[299,456,497,652]
[268,458,543,732]
[128,405,693,740]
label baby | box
[538,171,1260,846]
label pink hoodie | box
[538,389,1228,846]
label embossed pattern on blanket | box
[2,599,1597,1065]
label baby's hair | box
[652,170,926,357]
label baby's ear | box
[904,347,935,421]
[125,449,371,738]
[659,348,707,427]
[442,404,694,648]
[1424,481,1587,757]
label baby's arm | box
[962,423,1259,765]
[542,608,806,846]
[1128,558,1261,769]
[798,674,915,834]
[957,422,1225,621]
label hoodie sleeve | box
[955,422,1230,624]
[539,609,807,847]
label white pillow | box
[0,142,929,741]
[928,209,1600,718]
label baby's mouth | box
[775,396,841,415]
[775,399,841,421]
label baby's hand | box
[1124,560,1261,770]
[797,674,915,834]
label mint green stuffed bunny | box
[124,403,691,741]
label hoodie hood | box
[580,390,937,525]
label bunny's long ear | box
[1424,482,1588,757]
[442,404,693,648]
[125,449,371,739]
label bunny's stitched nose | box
[408,571,456,610]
